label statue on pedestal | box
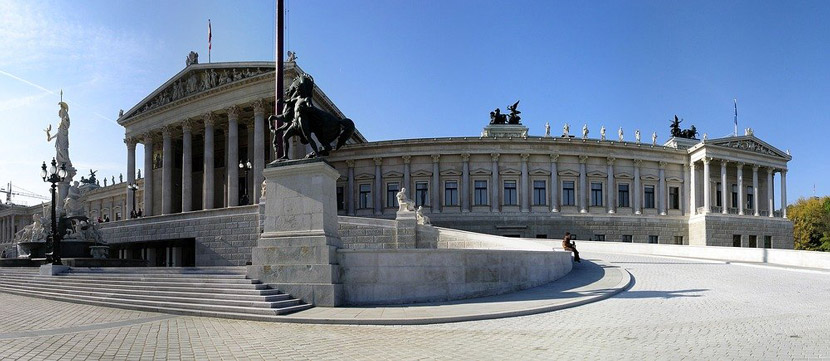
[396,188,415,212]
[582,124,589,140]
[506,100,521,125]
[600,126,606,141]
[489,108,507,125]
[544,122,550,137]
[652,132,657,146]
[618,127,624,142]
[563,123,570,137]
[44,101,75,178]
[635,130,641,144]
[416,206,431,225]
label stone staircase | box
[0,266,312,321]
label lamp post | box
[238,160,252,205]
[127,183,138,218]
[41,158,67,265]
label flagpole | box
[275,0,285,159]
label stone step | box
[0,282,300,309]
[0,285,307,316]
[0,279,286,301]
[68,266,248,275]
[0,285,313,320]
[0,277,271,295]
[0,274,267,290]
[55,274,258,284]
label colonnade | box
[0,214,22,244]
[125,100,269,217]
[689,157,787,218]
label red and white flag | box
[208,19,212,51]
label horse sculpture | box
[269,73,355,159]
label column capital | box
[550,153,559,162]
[606,157,615,165]
[520,153,530,161]
[780,169,787,175]
[766,166,775,174]
[460,153,470,162]
[142,132,155,144]
[161,125,173,138]
[345,159,355,168]
[736,161,746,167]
[490,153,500,162]
[181,119,193,133]
[402,155,411,164]
[578,155,588,163]
[202,112,215,126]
[226,105,240,120]
[659,161,667,169]
[633,159,642,166]
[721,159,728,167]
[431,154,441,163]
[373,157,383,166]
[752,164,760,171]
[689,161,696,169]
[124,137,139,148]
[252,100,266,115]
[702,157,712,164]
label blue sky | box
[0,0,828,205]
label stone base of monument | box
[247,159,343,307]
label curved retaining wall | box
[338,248,572,305]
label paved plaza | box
[1,252,829,360]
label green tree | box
[788,196,830,251]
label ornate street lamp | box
[41,158,67,265]
[239,160,252,205]
[127,183,139,218]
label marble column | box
[374,157,382,215]
[461,153,470,212]
[253,100,265,203]
[702,158,711,214]
[752,165,760,216]
[431,154,441,213]
[607,157,615,214]
[181,120,193,212]
[579,155,588,213]
[227,106,239,207]
[491,153,499,213]
[633,159,642,215]
[550,154,559,212]
[125,137,137,217]
[203,113,215,210]
[402,155,411,197]
[781,170,788,218]
[246,121,255,204]
[736,162,744,215]
[520,153,530,213]
[659,161,666,216]
[142,133,154,216]
[767,167,775,217]
[684,161,692,215]
[346,160,355,216]
[720,160,728,214]
[161,126,173,214]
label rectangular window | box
[444,181,458,206]
[503,180,517,206]
[644,185,655,209]
[731,184,738,208]
[533,180,546,205]
[732,234,742,247]
[764,236,772,248]
[673,236,683,245]
[716,182,722,207]
[359,184,371,209]
[415,182,429,207]
[648,235,658,244]
[622,235,632,243]
[474,180,488,205]
[386,182,399,208]
[594,234,606,241]
[591,182,603,207]
[336,186,345,211]
[747,186,754,209]
[618,184,630,207]
[669,187,680,210]
[563,181,575,206]
[748,235,757,248]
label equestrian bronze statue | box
[269,73,355,160]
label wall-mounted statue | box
[269,73,356,160]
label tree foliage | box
[788,197,830,251]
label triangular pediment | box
[558,169,580,177]
[499,168,521,176]
[615,172,633,179]
[119,62,278,123]
[587,170,607,178]
[529,168,551,176]
[470,168,492,176]
[641,174,659,181]
[355,173,375,180]
[666,176,683,182]
[440,169,462,176]
[411,169,433,177]
[383,171,403,178]
[708,135,790,159]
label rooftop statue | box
[563,123,570,137]
[670,115,699,139]
[618,127,624,141]
[582,124,589,140]
[269,73,356,160]
[652,131,657,146]
[506,100,521,125]
[81,169,97,185]
[544,122,550,137]
[600,126,606,141]
[489,108,507,125]
[635,129,641,144]
[186,51,199,66]
[287,51,297,62]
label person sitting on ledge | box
[562,232,580,263]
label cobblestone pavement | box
[1,253,829,360]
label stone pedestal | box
[395,211,417,249]
[247,159,343,306]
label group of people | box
[129,209,144,219]
[97,215,111,223]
